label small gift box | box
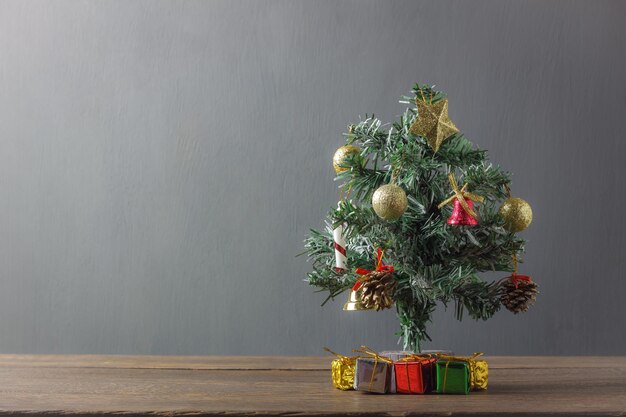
[324,347,357,390]
[436,353,488,394]
[468,356,488,390]
[436,360,470,394]
[353,346,393,394]
[394,355,436,394]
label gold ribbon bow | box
[352,346,393,392]
[399,353,435,362]
[436,352,487,391]
[323,347,358,365]
[438,173,484,218]
[436,352,484,362]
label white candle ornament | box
[333,222,347,272]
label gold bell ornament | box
[342,288,369,311]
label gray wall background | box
[0,0,624,356]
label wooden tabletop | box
[0,355,624,417]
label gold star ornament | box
[409,97,460,152]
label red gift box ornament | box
[394,354,436,394]
[438,173,484,226]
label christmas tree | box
[304,84,536,352]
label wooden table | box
[0,355,624,416]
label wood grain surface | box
[0,355,624,416]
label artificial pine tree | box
[304,84,536,352]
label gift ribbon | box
[437,173,484,219]
[404,362,411,393]
[399,353,435,362]
[323,347,358,366]
[437,352,484,393]
[352,248,394,291]
[441,361,452,394]
[352,346,392,392]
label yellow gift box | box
[324,347,357,390]
[469,357,488,390]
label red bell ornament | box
[447,198,478,226]
[438,173,484,227]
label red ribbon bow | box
[509,273,532,289]
[352,248,394,291]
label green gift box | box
[435,360,470,394]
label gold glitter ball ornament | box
[409,98,460,152]
[333,145,360,173]
[372,184,408,220]
[499,197,533,232]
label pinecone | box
[500,278,539,314]
[359,271,396,311]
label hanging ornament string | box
[501,255,533,289]
[390,165,400,185]
[338,184,353,203]
[438,173,484,218]
[353,248,394,291]
[338,126,355,203]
